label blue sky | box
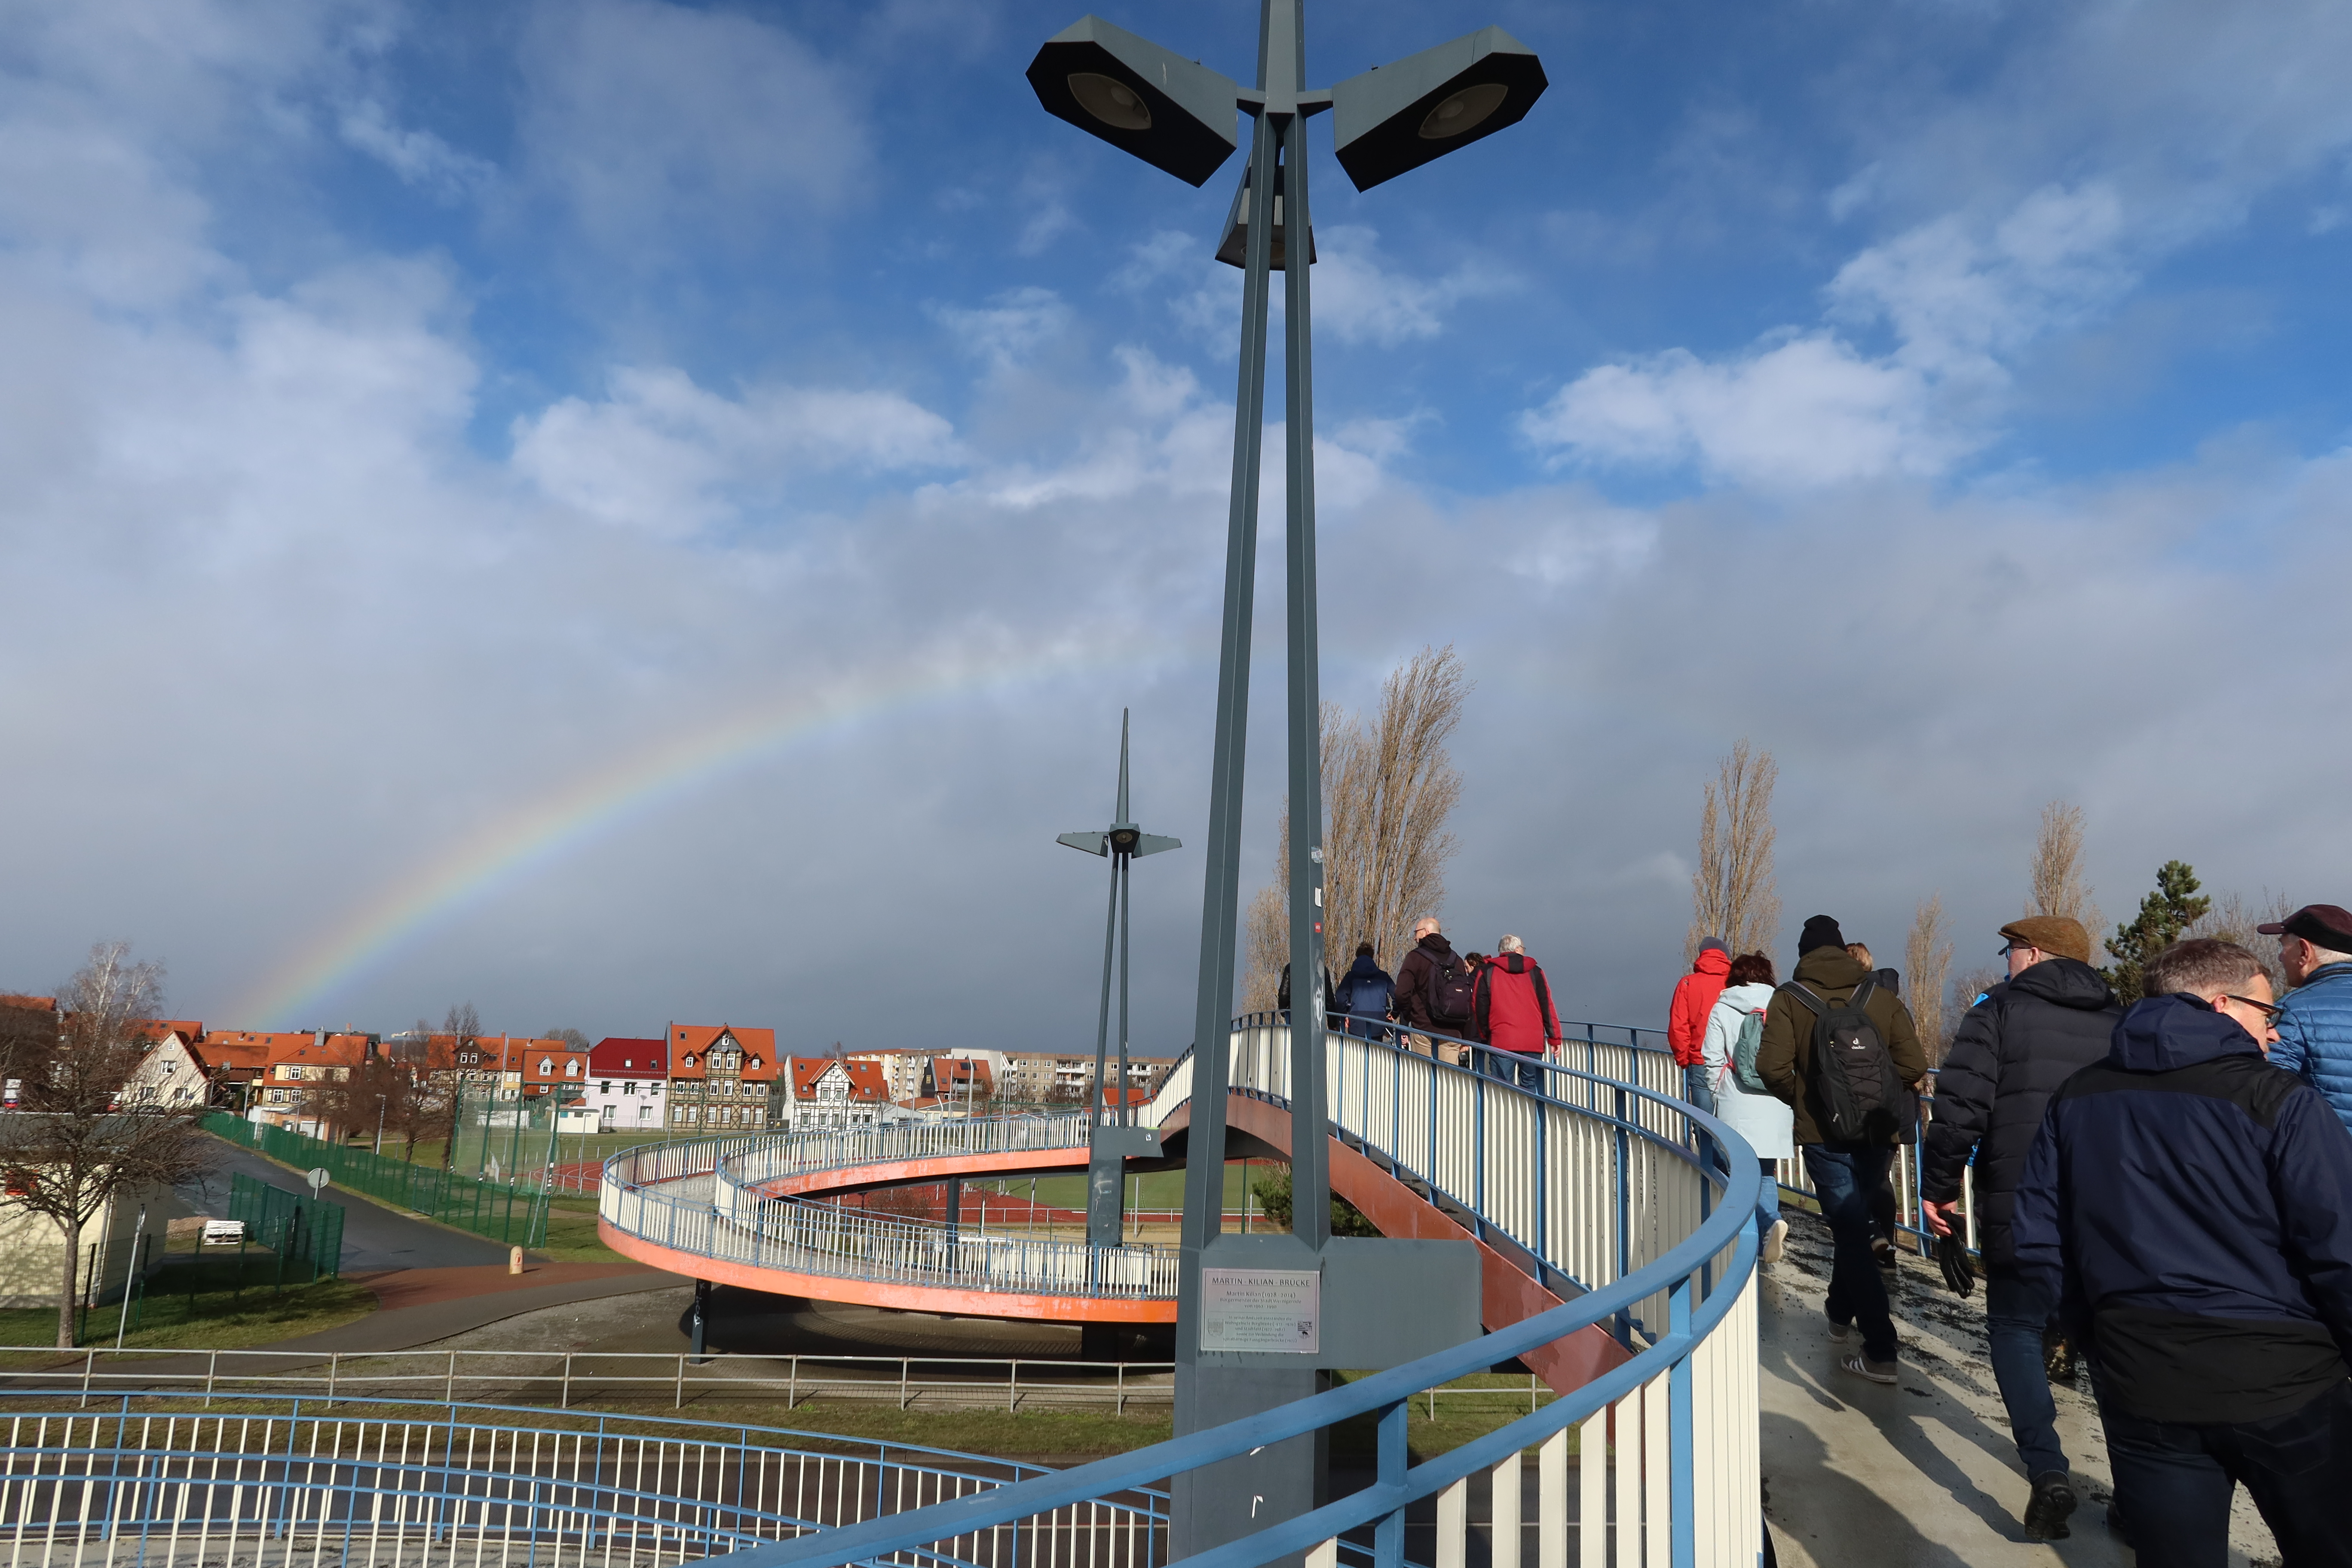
[4,0,2349,1049]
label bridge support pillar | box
[1172,1365,1325,1564]
[689,1278,710,1364]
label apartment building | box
[665,1023,779,1131]
[585,1037,668,1131]
[776,1057,891,1130]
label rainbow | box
[236,633,1182,1026]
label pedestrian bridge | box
[588,1016,1768,1565]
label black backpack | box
[1427,951,1476,1026]
[1780,976,1901,1145]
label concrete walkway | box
[1760,1210,2279,1567]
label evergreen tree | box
[2106,861,2213,1004]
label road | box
[182,1136,514,1272]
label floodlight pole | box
[1028,0,1543,1555]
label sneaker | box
[1826,1318,1850,1343]
[1871,1236,1897,1271]
[1761,1219,1787,1263]
[2022,1472,2076,1540]
[1839,1352,1898,1385]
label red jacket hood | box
[1690,948,1731,978]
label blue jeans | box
[1683,1062,1717,1116]
[1481,1048,1545,1093]
[2097,1377,2352,1568]
[1984,1268,2066,1479]
[1753,1159,1781,1239]
[1802,1145,1899,1362]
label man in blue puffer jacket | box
[2259,902,2352,1133]
[2013,937,2352,1564]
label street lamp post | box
[374,1094,386,1159]
[1031,3,1542,1553]
[1057,709,1181,1253]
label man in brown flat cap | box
[2263,903,2352,1134]
[1921,914,2122,1539]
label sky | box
[3,0,2349,1053]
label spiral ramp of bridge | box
[600,1020,1702,1399]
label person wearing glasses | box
[1918,915,2121,1540]
[2259,903,2352,1135]
[2012,937,2352,1563]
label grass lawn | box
[974,1161,1271,1218]
[139,1371,1571,1464]
[0,1263,377,1366]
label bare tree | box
[2026,800,2104,945]
[1905,895,1955,1065]
[1243,647,1469,1009]
[1687,740,1781,960]
[2187,889,2295,991]
[0,943,212,1347]
[541,1027,591,1051]
[0,994,58,1095]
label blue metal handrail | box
[726,1068,1759,1568]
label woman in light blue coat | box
[1702,952,1794,1262]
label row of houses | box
[107,1017,1173,1138]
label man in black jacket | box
[1395,919,1472,1045]
[2014,938,2352,1565]
[1921,914,2119,1538]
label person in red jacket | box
[1471,936,1562,1093]
[1669,939,1732,1113]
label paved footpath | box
[1760,1210,2278,1567]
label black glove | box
[1936,1232,1975,1298]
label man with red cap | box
[2261,903,2352,1133]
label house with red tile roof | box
[244,1031,376,1134]
[665,1023,779,1132]
[778,1056,892,1130]
[586,1036,668,1132]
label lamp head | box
[1027,16,1241,187]
[1329,26,1547,192]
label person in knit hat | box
[1920,913,2120,1539]
[1755,914,1929,1385]
[1669,937,1733,1112]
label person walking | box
[1701,952,1791,1263]
[1919,915,2120,1540]
[1396,918,1476,1053]
[1755,915,1929,1385]
[1847,941,1911,1272]
[2261,902,2352,1133]
[1335,942,1395,1041]
[2013,938,2352,1564]
[1276,961,1334,1022]
[1671,938,1733,1112]
[1471,936,1562,1092]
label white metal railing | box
[0,1395,1161,1568]
[3,1347,1173,1415]
[602,1135,1178,1300]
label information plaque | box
[1199,1267,1320,1353]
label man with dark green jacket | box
[1756,915,1930,1385]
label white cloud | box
[931,287,1073,369]
[1520,334,1968,488]
[516,0,866,254]
[1522,183,2135,487]
[1310,226,1508,348]
[511,367,961,534]
[337,99,492,200]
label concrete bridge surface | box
[1761,1209,2279,1567]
